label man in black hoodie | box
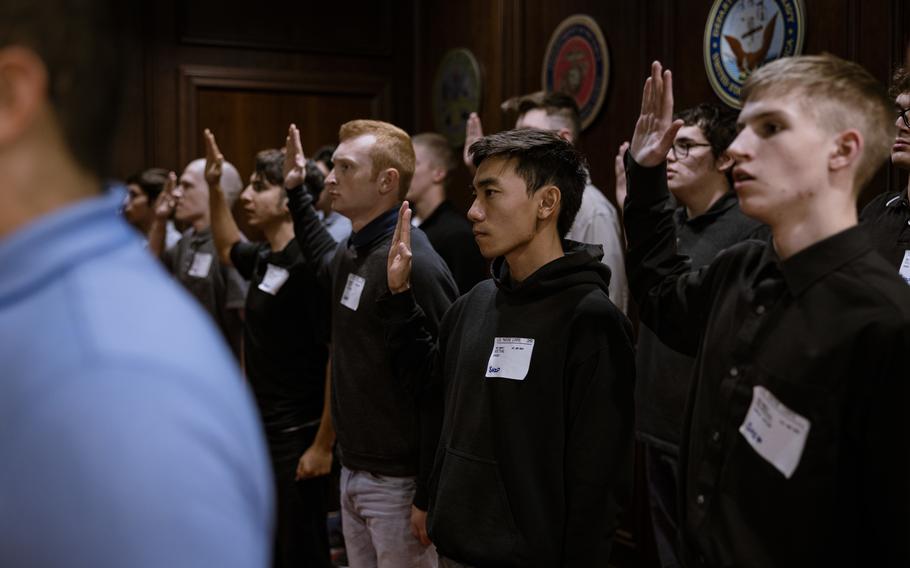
[379,129,636,567]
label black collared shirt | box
[418,200,488,295]
[625,156,910,567]
[860,188,910,283]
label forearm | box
[285,186,339,274]
[310,357,335,451]
[208,182,241,266]
[148,217,168,258]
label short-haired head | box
[338,120,415,199]
[889,66,910,100]
[0,0,130,177]
[412,132,456,182]
[742,54,894,189]
[516,92,582,143]
[470,129,586,237]
[126,168,169,203]
[674,103,738,158]
[186,157,244,206]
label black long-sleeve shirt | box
[625,156,910,567]
[859,188,910,283]
[417,200,488,295]
[286,187,457,477]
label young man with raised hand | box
[631,102,766,568]
[0,2,273,566]
[203,130,335,568]
[624,57,910,566]
[381,129,635,568]
[860,65,910,282]
[283,121,457,568]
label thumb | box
[659,120,685,151]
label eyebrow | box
[472,177,500,190]
[675,136,707,144]
[737,110,787,128]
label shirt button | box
[711,430,721,443]
[696,494,706,506]
[755,305,766,315]
[729,366,739,377]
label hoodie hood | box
[491,240,612,301]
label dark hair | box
[125,168,169,202]
[254,149,285,187]
[890,66,910,100]
[303,159,325,201]
[0,1,129,177]
[674,103,738,158]
[313,145,335,171]
[470,129,586,237]
[517,92,582,142]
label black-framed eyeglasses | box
[671,141,712,159]
[898,107,910,129]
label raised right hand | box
[387,201,413,294]
[462,112,484,174]
[153,171,178,220]
[630,61,684,168]
[284,123,307,189]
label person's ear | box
[556,128,574,144]
[0,46,47,145]
[537,185,561,221]
[715,151,735,173]
[431,165,446,184]
[377,168,400,196]
[829,129,862,175]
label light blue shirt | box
[0,191,273,567]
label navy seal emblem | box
[704,0,805,108]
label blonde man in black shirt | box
[624,55,910,566]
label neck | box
[904,177,910,199]
[0,145,101,239]
[263,219,294,252]
[770,194,856,260]
[350,199,397,233]
[680,180,729,219]
[413,185,445,220]
[190,215,210,233]
[504,225,564,283]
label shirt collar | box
[884,189,909,208]
[675,191,739,227]
[0,190,135,302]
[349,207,398,250]
[778,225,872,296]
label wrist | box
[390,282,411,295]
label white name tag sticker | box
[187,252,213,278]
[340,273,366,311]
[739,385,811,479]
[485,337,535,381]
[900,250,910,285]
[258,264,290,296]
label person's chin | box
[891,151,910,171]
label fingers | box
[204,128,223,160]
[165,171,176,194]
[291,123,306,162]
[400,203,411,251]
[659,119,686,150]
[662,68,675,118]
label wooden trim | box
[176,64,391,166]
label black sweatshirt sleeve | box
[285,186,338,290]
[376,289,447,510]
[562,310,635,567]
[622,153,717,356]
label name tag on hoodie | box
[485,337,535,381]
[739,385,811,479]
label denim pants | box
[340,467,437,568]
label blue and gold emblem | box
[432,48,482,147]
[704,0,805,108]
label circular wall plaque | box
[432,48,482,147]
[704,0,805,108]
[542,14,610,130]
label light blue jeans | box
[340,467,437,568]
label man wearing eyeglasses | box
[628,102,767,568]
[860,66,910,284]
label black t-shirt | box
[231,239,330,432]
